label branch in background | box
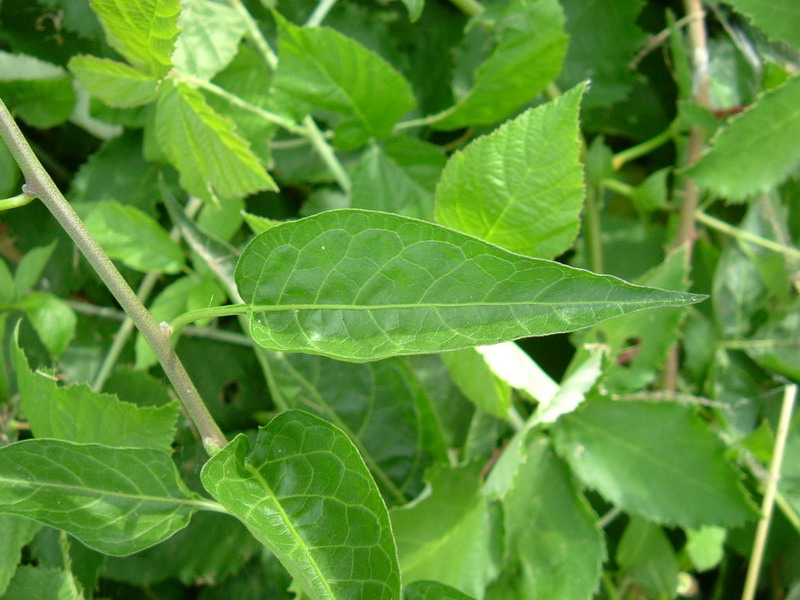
[0,98,227,455]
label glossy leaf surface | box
[552,399,757,527]
[201,410,400,600]
[0,439,203,555]
[235,209,705,361]
[435,85,584,259]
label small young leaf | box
[18,292,76,358]
[486,435,604,600]
[435,84,585,259]
[616,517,679,599]
[0,516,41,596]
[235,209,706,362]
[272,13,417,149]
[14,241,56,299]
[0,439,203,555]
[11,334,179,451]
[73,200,184,273]
[530,347,603,426]
[552,398,758,527]
[685,526,726,572]
[405,580,477,600]
[441,348,512,419]
[201,410,400,600]
[723,0,800,50]
[351,137,446,220]
[433,0,568,130]
[89,0,181,77]
[474,342,559,404]
[687,76,800,201]
[155,80,276,203]
[172,0,247,80]
[69,56,159,107]
[391,463,500,597]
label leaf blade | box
[235,209,706,361]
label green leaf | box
[0,262,15,305]
[0,439,204,555]
[572,248,690,393]
[0,137,20,198]
[262,352,446,504]
[272,13,417,149]
[11,334,179,451]
[472,342,558,404]
[201,410,400,600]
[172,0,247,80]
[235,209,706,362]
[486,435,604,600]
[0,51,75,128]
[89,0,180,77]
[391,463,501,597]
[723,0,800,50]
[0,565,78,600]
[351,137,446,221]
[435,85,585,259]
[557,0,646,107]
[242,211,281,234]
[69,56,158,107]
[0,516,41,596]
[73,200,184,273]
[552,398,757,527]
[433,0,568,130]
[530,347,603,426]
[405,581,476,600]
[155,80,276,203]
[441,348,511,419]
[14,241,56,299]
[685,526,726,572]
[687,76,800,201]
[616,517,679,599]
[18,292,76,358]
[748,306,800,380]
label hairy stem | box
[0,98,227,455]
[742,385,798,600]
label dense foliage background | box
[0,0,799,598]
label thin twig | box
[696,210,800,260]
[225,0,278,70]
[0,98,227,455]
[742,385,798,600]
[306,0,338,26]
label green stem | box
[0,193,34,211]
[696,211,800,260]
[448,0,484,17]
[742,384,797,600]
[584,181,604,273]
[170,303,251,333]
[178,74,305,135]
[225,0,278,70]
[611,126,673,170]
[394,113,444,131]
[303,116,351,192]
[600,178,636,197]
[0,98,227,456]
[306,0,338,26]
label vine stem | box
[742,384,798,600]
[695,211,800,260]
[0,98,227,455]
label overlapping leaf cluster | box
[0,0,798,599]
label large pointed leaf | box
[201,410,400,600]
[433,0,568,130]
[687,76,800,201]
[486,435,604,600]
[155,80,276,204]
[551,398,757,527]
[391,463,501,598]
[723,0,800,50]
[235,209,705,361]
[435,85,585,259]
[0,439,206,555]
[11,336,179,451]
[262,352,447,504]
[272,14,416,149]
[89,0,180,77]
